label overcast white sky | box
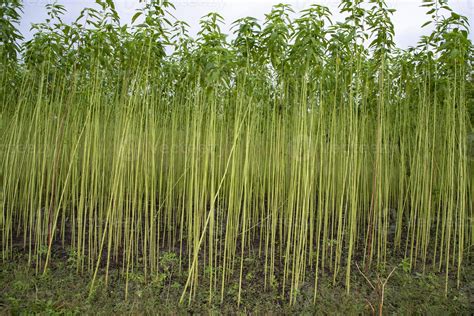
[19,0,473,49]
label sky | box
[18,0,474,49]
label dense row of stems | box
[1,0,472,305]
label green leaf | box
[131,12,142,24]
[421,21,432,28]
